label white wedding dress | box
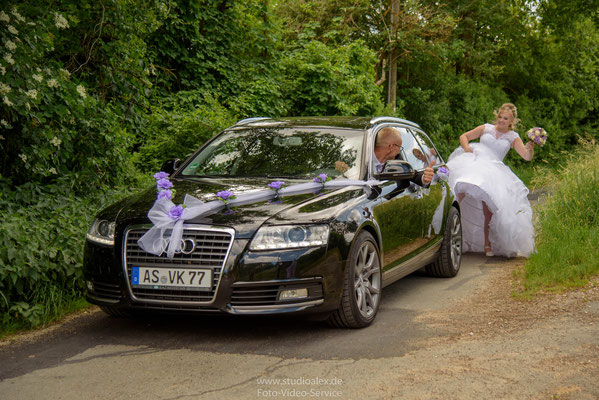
[446,123,534,257]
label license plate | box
[131,267,212,290]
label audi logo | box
[152,238,197,256]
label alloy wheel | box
[450,212,462,270]
[354,241,381,318]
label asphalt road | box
[0,253,503,400]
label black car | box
[84,116,462,328]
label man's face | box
[380,135,403,163]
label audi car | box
[83,116,462,328]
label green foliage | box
[0,2,156,191]
[518,139,599,296]
[227,76,290,118]
[281,40,383,116]
[146,0,280,97]
[274,0,373,46]
[133,92,235,174]
[0,181,138,330]
[398,76,509,157]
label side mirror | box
[374,160,415,180]
[160,158,181,175]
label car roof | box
[231,116,421,131]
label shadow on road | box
[0,254,503,381]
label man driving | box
[373,127,434,186]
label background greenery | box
[516,138,599,297]
[1,0,598,331]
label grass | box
[0,295,91,340]
[515,137,599,297]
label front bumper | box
[83,226,346,315]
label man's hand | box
[334,161,349,174]
[422,159,435,185]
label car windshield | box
[180,126,364,180]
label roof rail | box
[369,116,421,129]
[235,117,272,125]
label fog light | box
[279,288,308,300]
[86,280,94,292]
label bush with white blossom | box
[0,4,136,190]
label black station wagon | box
[84,116,462,328]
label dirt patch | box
[417,258,599,342]
[0,307,100,349]
[396,258,599,400]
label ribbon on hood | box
[137,179,383,258]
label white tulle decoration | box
[137,179,382,258]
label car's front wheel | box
[328,231,381,328]
[426,205,462,277]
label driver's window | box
[397,127,428,170]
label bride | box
[446,103,536,257]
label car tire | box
[100,305,131,317]
[328,231,382,329]
[426,206,462,277]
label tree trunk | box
[387,0,399,110]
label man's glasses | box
[391,143,403,152]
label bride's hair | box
[493,103,520,130]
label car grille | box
[124,226,233,304]
[230,281,323,306]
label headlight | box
[249,225,329,251]
[86,219,116,246]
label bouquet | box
[526,127,547,146]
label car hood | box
[116,177,368,239]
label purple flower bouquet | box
[526,127,547,146]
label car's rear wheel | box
[328,231,381,328]
[426,206,462,277]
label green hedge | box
[0,180,147,331]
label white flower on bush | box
[59,68,70,79]
[33,73,43,83]
[3,95,13,107]
[5,40,16,51]
[19,153,27,163]
[50,136,62,147]
[11,8,25,23]
[76,84,87,98]
[47,78,58,88]
[49,167,57,174]
[0,82,10,95]
[3,53,15,65]
[1,119,8,127]
[25,89,37,99]
[54,13,69,29]
[0,135,4,140]
[7,25,18,35]
[0,65,5,75]
[0,11,9,23]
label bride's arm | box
[513,137,534,161]
[460,125,485,153]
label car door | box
[371,125,431,271]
